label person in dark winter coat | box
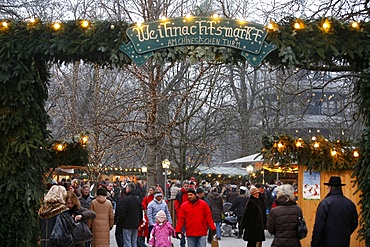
[255,183,267,229]
[311,176,358,247]
[65,191,96,247]
[116,182,143,247]
[240,186,265,247]
[230,186,248,239]
[226,185,239,205]
[38,185,76,247]
[267,184,302,247]
[79,185,93,210]
[207,187,223,240]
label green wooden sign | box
[120,17,276,66]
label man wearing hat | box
[175,188,216,247]
[311,176,358,247]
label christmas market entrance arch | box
[0,16,370,246]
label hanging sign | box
[120,17,276,66]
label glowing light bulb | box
[56,144,64,152]
[212,13,219,18]
[277,143,283,149]
[160,15,167,21]
[267,23,274,30]
[351,21,359,29]
[2,21,8,27]
[294,22,302,29]
[331,150,337,156]
[237,17,245,22]
[353,150,359,158]
[322,20,331,31]
[81,20,90,28]
[314,142,319,148]
[52,22,61,30]
[296,140,302,148]
[137,21,142,28]
[81,135,88,145]
[185,13,192,18]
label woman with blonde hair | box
[38,185,75,246]
[267,184,302,247]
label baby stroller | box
[221,202,238,237]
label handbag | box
[50,213,75,247]
[72,221,93,244]
[297,206,308,239]
[211,236,219,247]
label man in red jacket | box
[175,188,216,247]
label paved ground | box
[109,225,274,246]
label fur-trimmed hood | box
[38,202,69,219]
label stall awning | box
[223,153,263,164]
[197,165,247,175]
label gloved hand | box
[176,232,183,239]
[211,229,217,237]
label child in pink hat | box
[148,210,175,247]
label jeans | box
[137,236,146,247]
[187,236,206,247]
[215,221,221,239]
[123,228,138,247]
[147,225,153,242]
[180,226,186,247]
[237,216,243,237]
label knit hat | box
[156,210,167,223]
[154,192,163,198]
[196,187,204,193]
[250,186,259,195]
[187,188,196,195]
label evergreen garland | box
[0,16,370,245]
[354,66,370,242]
[260,134,358,171]
[0,57,50,246]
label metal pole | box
[164,168,167,198]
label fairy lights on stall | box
[261,134,359,171]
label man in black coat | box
[116,182,143,247]
[311,176,358,247]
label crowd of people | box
[38,175,358,247]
